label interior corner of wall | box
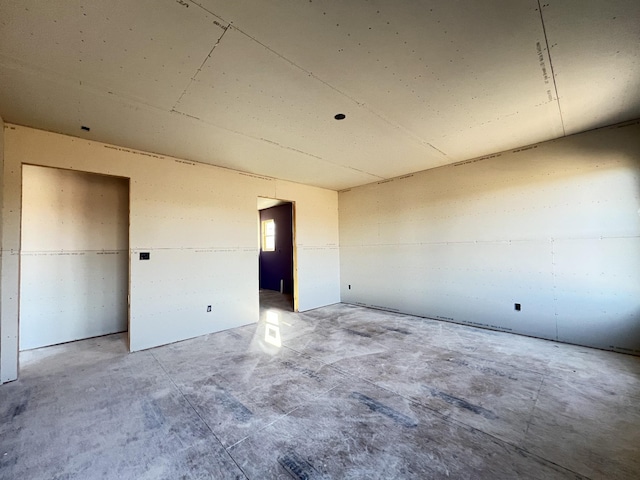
[0,113,4,383]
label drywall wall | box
[0,124,339,382]
[0,114,10,383]
[339,121,640,355]
[259,203,294,294]
[0,116,21,382]
[20,166,129,350]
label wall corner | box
[0,118,19,383]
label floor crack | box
[149,350,250,480]
[524,375,545,437]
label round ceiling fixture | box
[334,113,346,120]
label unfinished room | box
[0,1,639,479]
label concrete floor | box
[1,291,640,479]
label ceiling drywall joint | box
[166,108,383,181]
[345,166,385,180]
[224,24,446,160]
[171,22,230,112]
[0,54,163,113]
[170,109,201,121]
[187,0,232,24]
[170,1,447,164]
[258,137,323,161]
[257,138,384,180]
[427,142,448,157]
[537,0,566,136]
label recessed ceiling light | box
[334,113,346,120]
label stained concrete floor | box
[1,291,640,479]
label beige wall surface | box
[0,115,8,381]
[20,166,129,350]
[0,125,340,382]
[339,121,640,355]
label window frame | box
[261,219,275,252]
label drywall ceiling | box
[0,0,638,190]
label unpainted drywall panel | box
[339,122,640,354]
[20,166,129,350]
[21,167,128,251]
[276,181,340,247]
[553,237,640,354]
[175,27,446,179]
[296,246,341,312]
[130,248,257,351]
[1,1,638,191]
[343,125,640,244]
[131,165,259,250]
[0,117,3,243]
[0,0,228,109]
[341,242,557,340]
[197,0,564,160]
[274,180,341,311]
[425,101,564,162]
[1,125,340,376]
[541,0,640,134]
[19,252,128,350]
[0,116,14,383]
[0,59,376,190]
[1,118,21,382]
[0,252,19,383]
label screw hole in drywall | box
[334,113,346,120]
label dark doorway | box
[259,202,294,310]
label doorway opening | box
[19,165,130,352]
[257,197,296,313]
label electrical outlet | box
[207,305,212,312]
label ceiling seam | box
[182,11,447,160]
[171,23,229,112]
[170,5,385,180]
[187,0,230,21]
[0,54,167,113]
[185,0,449,162]
[427,143,448,156]
[255,137,385,180]
[167,110,384,180]
[9,119,366,191]
[537,0,566,136]
[1,52,380,184]
[257,138,385,181]
[158,24,386,179]
[0,46,302,159]
[232,24,448,157]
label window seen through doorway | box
[262,219,275,251]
